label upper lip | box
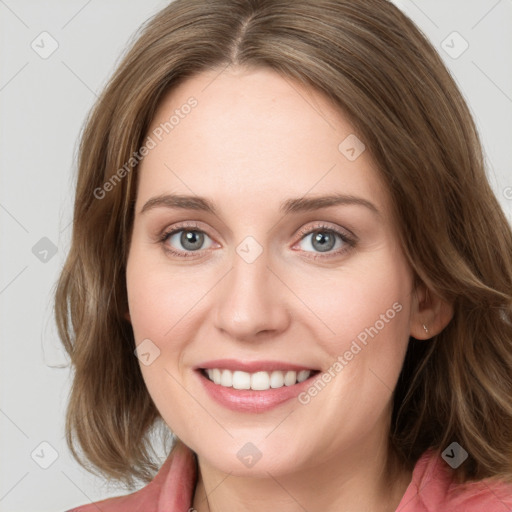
[196,359,318,373]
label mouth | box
[198,367,321,391]
[194,359,322,412]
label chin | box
[190,435,308,478]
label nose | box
[213,244,291,342]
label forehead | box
[136,67,388,216]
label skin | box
[125,66,453,512]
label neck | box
[192,435,412,512]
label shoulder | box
[63,473,163,512]
[397,448,512,512]
[65,441,197,512]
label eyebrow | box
[139,193,380,217]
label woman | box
[56,0,512,510]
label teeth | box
[284,370,296,386]
[270,370,284,388]
[297,370,311,383]
[204,368,313,390]
[220,369,232,387]
[251,371,269,390]
[233,370,251,390]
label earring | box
[423,324,429,335]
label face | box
[125,66,417,478]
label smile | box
[202,368,313,390]
[195,360,321,413]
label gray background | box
[1,1,511,510]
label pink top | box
[66,441,512,511]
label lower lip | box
[196,369,318,413]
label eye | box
[159,222,216,257]
[158,221,356,260]
[294,223,356,259]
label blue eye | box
[294,225,356,259]
[160,224,214,257]
[168,230,209,251]
[158,222,356,260]
[300,230,342,252]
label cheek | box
[292,253,411,359]
[126,245,205,342]
[125,252,204,424]
[292,256,412,428]
[125,250,216,406]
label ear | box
[410,282,453,339]
[124,310,131,323]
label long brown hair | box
[54,0,512,489]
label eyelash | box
[158,221,357,260]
